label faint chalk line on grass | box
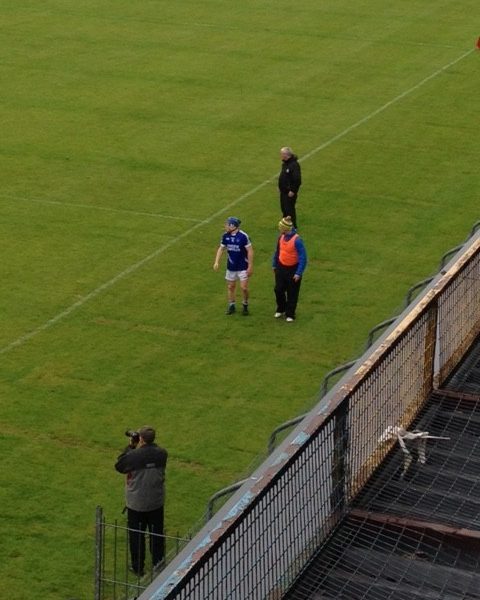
[0,194,203,222]
[0,47,473,356]
[0,179,272,355]
[299,47,474,163]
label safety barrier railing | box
[437,246,480,385]
[137,232,480,599]
[260,228,480,465]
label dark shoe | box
[242,304,249,316]
[226,304,236,315]
[129,566,144,577]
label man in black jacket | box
[115,426,168,576]
[278,147,302,229]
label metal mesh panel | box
[142,235,480,600]
[355,391,480,529]
[437,253,480,385]
[162,418,339,600]
[347,308,435,498]
[93,512,190,600]
[442,339,480,393]
[285,385,480,599]
[284,515,480,600]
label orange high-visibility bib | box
[279,234,299,266]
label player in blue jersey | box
[213,217,254,315]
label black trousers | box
[275,264,302,319]
[279,191,298,228]
[127,506,165,573]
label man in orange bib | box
[272,216,307,322]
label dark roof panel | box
[285,338,480,599]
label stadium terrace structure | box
[107,230,480,600]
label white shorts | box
[225,269,249,282]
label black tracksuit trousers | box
[280,191,298,229]
[275,264,302,319]
[127,506,165,573]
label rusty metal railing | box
[137,232,480,600]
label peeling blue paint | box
[197,534,212,550]
[149,493,257,597]
[150,555,193,599]
[225,491,254,519]
[271,452,289,466]
[317,397,332,414]
[292,431,310,446]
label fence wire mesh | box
[94,509,190,600]
[438,249,480,386]
[129,234,480,600]
[284,513,480,600]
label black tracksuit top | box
[278,155,302,194]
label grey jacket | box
[115,444,168,512]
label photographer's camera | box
[125,430,140,446]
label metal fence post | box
[206,480,247,522]
[320,361,356,397]
[331,401,348,514]
[405,278,434,307]
[94,506,104,600]
[267,414,307,455]
[365,317,399,349]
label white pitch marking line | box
[0,48,474,356]
[0,194,202,223]
[300,47,474,163]
[0,179,272,356]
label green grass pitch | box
[1,1,479,598]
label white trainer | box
[286,317,294,322]
[274,312,284,318]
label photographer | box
[115,426,168,576]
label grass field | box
[1,1,479,598]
